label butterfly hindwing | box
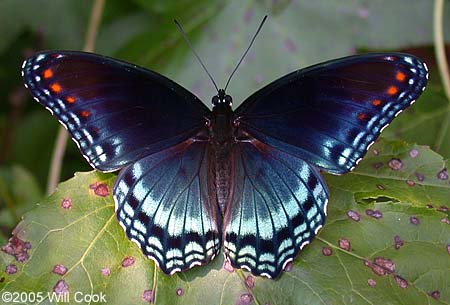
[114,138,221,274]
[22,51,210,172]
[236,53,428,174]
[223,137,328,278]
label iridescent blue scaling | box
[22,50,428,278]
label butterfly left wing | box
[22,51,210,172]
[23,51,219,274]
[236,53,428,174]
[223,138,328,278]
[114,138,221,274]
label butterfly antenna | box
[174,19,220,94]
[224,15,268,92]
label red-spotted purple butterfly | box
[22,17,428,278]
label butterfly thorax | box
[209,98,236,215]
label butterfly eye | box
[212,96,219,106]
[225,95,233,105]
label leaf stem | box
[434,0,450,100]
[433,0,450,152]
[46,0,105,194]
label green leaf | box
[325,138,450,208]
[1,140,449,304]
[0,165,43,228]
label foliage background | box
[0,1,449,304]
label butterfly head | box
[212,89,232,107]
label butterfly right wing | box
[236,53,428,174]
[223,137,328,278]
[114,138,221,274]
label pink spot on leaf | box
[121,256,135,267]
[388,158,403,170]
[101,267,111,277]
[409,149,419,158]
[406,180,415,186]
[52,264,67,275]
[142,289,154,303]
[5,264,17,274]
[338,238,351,251]
[437,168,448,180]
[415,172,425,182]
[90,182,110,197]
[428,290,440,299]
[245,275,255,288]
[322,247,332,256]
[366,209,383,219]
[239,293,254,305]
[394,275,408,289]
[394,235,404,250]
[2,236,31,262]
[176,288,184,296]
[53,279,69,295]
[409,216,420,225]
[61,197,72,209]
[347,210,361,222]
[364,257,395,276]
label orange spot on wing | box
[372,99,382,106]
[66,96,76,104]
[387,86,398,95]
[358,113,368,121]
[81,110,90,118]
[43,68,53,79]
[396,71,406,82]
[50,83,62,93]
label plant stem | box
[433,0,450,152]
[434,0,450,99]
[84,0,105,53]
[47,0,105,195]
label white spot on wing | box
[36,54,46,62]
[299,240,310,250]
[314,224,323,235]
[404,57,413,65]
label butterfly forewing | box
[236,53,428,174]
[223,138,328,278]
[22,51,210,172]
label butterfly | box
[22,41,428,278]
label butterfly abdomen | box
[209,103,236,215]
[211,152,233,215]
